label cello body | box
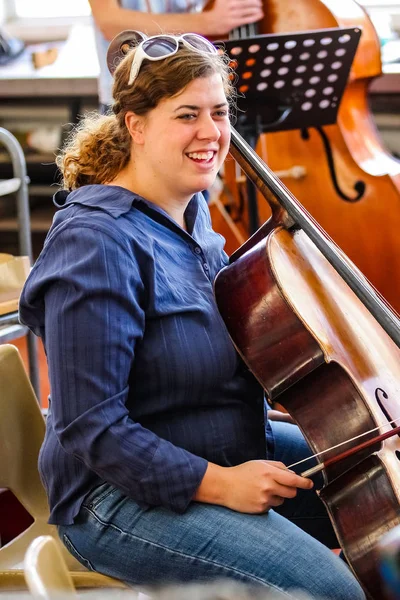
[215,201,400,600]
[214,126,400,599]
[220,0,400,314]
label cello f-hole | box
[375,387,400,438]
[301,127,366,202]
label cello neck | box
[229,126,400,349]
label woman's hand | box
[194,460,313,514]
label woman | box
[19,31,365,600]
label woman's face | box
[133,72,231,203]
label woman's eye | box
[178,113,196,120]
[214,110,229,118]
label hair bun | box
[106,30,146,75]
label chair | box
[24,535,77,599]
[0,343,128,591]
[24,536,141,599]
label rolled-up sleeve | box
[19,223,207,513]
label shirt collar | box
[53,185,139,218]
[53,185,200,228]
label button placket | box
[191,245,210,278]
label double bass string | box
[287,416,400,476]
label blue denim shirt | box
[19,185,266,525]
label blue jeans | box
[58,421,365,599]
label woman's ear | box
[125,111,145,144]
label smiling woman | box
[18,29,366,600]
[55,32,233,213]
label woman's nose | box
[197,115,221,140]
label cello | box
[210,0,400,315]
[214,126,400,600]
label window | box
[360,1,400,5]
[13,0,90,18]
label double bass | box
[210,0,400,315]
[215,126,400,600]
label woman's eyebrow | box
[174,102,229,112]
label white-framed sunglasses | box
[128,33,218,86]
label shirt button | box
[203,263,209,271]
[194,246,201,254]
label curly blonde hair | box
[56,41,235,190]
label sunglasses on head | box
[127,32,218,86]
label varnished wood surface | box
[0,298,19,316]
[220,0,400,314]
[8,336,49,408]
[215,225,400,598]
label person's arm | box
[194,460,313,513]
[89,0,264,41]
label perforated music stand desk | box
[220,27,361,231]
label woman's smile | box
[186,149,217,168]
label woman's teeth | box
[187,151,214,161]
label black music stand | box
[220,27,361,232]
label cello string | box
[287,415,400,470]
[299,424,400,479]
